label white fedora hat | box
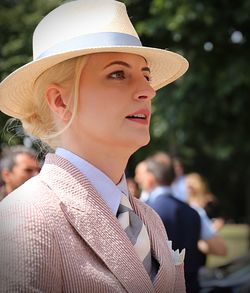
[0,0,188,119]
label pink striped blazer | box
[0,154,186,292]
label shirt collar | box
[55,148,128,215]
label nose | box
[133,78,156,101]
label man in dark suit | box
[144,155,201,293]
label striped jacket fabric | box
[0,154,186,293]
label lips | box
[126,108,150,125]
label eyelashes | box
[108,70,125,80]
[107,70,151,82]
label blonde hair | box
[21,55,88,148]
[186,173,211,206]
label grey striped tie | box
[117,194,152,276]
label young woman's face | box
[72,52,156,152]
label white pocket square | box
[167,240,185,265]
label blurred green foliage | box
[125,0,250,223]
[0,0,250,222]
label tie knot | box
[117,194,132,214]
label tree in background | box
[0,0,63,148]
[125,0,250,223]
[1,0,250,223]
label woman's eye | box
[108,71,125,80]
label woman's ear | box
[45,84,72,122]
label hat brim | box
[0,45,188,119]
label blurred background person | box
[134,160,150,202]
[204,192,226,231]
[143,155,202,293]
[126,177,140,199]
[0,145,40,201]
[151,152,188,202]
[171,155,188,202]
[186,172,227,267]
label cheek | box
[19,171,28,179]
[76,85,130,134]
[78,88,105,114]
[79,96,121,123]
[11,168,21,178]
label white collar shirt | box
[55,147,128,216]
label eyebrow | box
[104,61,150,73]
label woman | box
[186,173,227,261]
[0,0,188,292]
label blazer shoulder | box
[0,176,62,292]
[1,174,57,206]
[0,174,61,234]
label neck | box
[61,140,133,184]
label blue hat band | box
[36,32,142,60]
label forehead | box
[87,52,148,67]
[15,153,37,165]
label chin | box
[115,130,150,152]
[129,134,151,152]
[141,135,151,146]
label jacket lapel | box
[40,154,154,293]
